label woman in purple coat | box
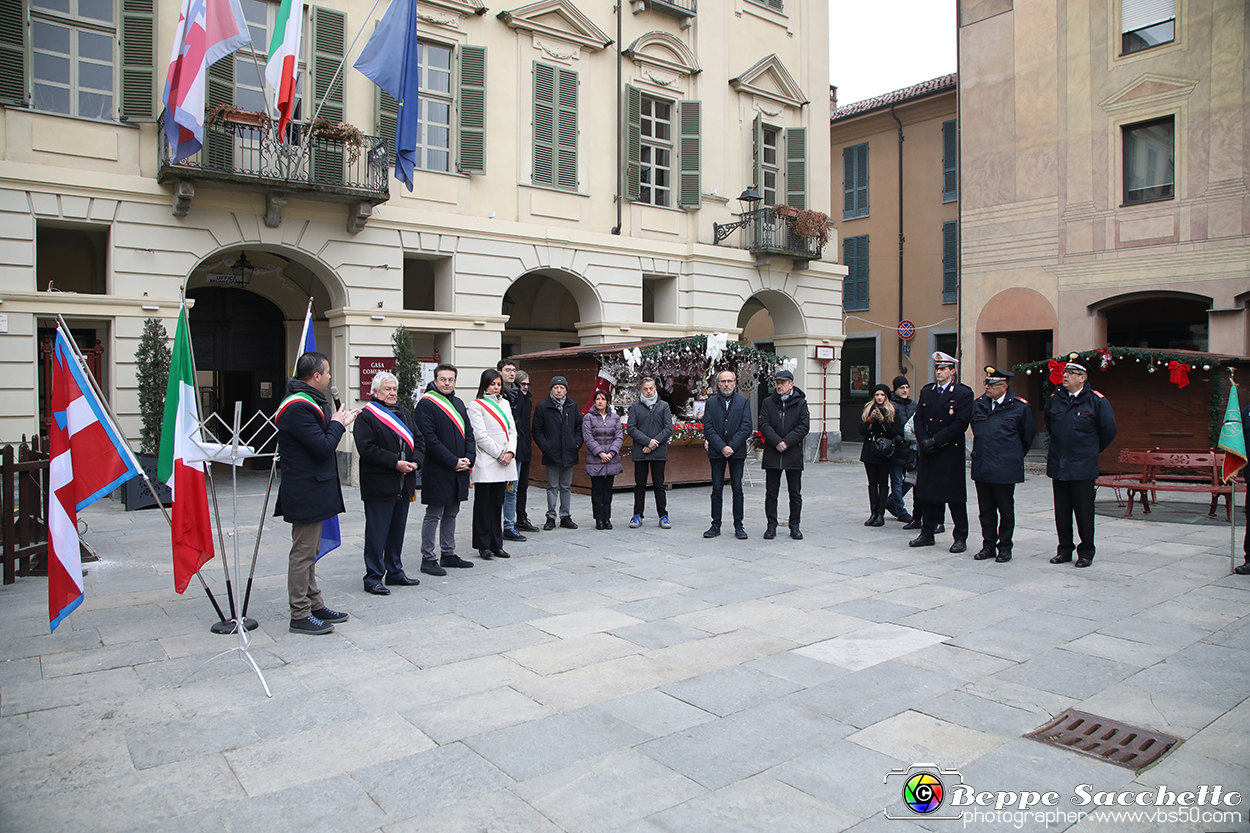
[582,390,624,529]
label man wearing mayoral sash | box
[415,364,477,575]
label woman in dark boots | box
[859,384,900,527]
[582,390,623,529]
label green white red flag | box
[265,0,304,137]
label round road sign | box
[898,320,916,340]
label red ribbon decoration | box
[1168,360,1190,388]
[1048,359,1065,385]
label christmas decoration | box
[1168,360,1190,388]
[1097,349,1113,371]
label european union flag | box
[354,0,420,190]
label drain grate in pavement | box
[1025,710,1181,771]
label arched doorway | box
[502,269,600,356]
[1101,294,1210,351]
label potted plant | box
[124,317,174,510]
[772,204,832,250]
[309,118,369,166]
[206,104,271,130]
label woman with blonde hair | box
[467,369,517,559]
[859,384,900,527]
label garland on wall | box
[1012,346,1236,446]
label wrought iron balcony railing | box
[157,112,390,227]
[713,207,825,263]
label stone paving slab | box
[1,463,1247,832]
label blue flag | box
[296,304,342,560]
[354,0,420,190]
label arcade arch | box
[502,269,603,355]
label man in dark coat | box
[497,359,527,543]
[415,363,476,575]
[532,375,583,529]
[354,371,425,595]
[888,375,918,525]
[627,376,674,529]
[703,369,753,540]
[275,351,358,635]
[909,351,974,552]
[513,371,538,533]
[1046,353,1117,568]
[758,369,810,540]
[970,366,1037,563]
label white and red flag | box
[161,0,252,164]
[265,0,304,138]
[48,330,142,631]
[157,305,215,593]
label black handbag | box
[872,436,895,457]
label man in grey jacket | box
[627,377,674,528]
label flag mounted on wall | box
[266,0,306,138]
[354,0,420,189]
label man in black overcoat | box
[758,368,810,540]
[909,351,974,552]
[513,370,539,533]
[703,369,753,540]
[275,351,359,635]
[354,371,425,594]
[969,366,1036,563]
[415,363,476,575]
[532,376,583,530]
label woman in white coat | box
[467,369,518,559]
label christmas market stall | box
[509,336,790,490]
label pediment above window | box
[497,0,613,51]
[729,54,807,109]
[623,31,700,77]
[1100,73,1197,113]
[420,0,487,17]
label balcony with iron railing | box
[630,0,695,27]
[157,111,391,232]
[713,206,826,268]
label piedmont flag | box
[162,0,252,164]
[48,330,142,631]
[292,305,341,559]
[158,305,215,594]
[265,0,305,138]
[1218,382,1247,484]
[354,0,420,189]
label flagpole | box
[293,296,313,376]
[53,315,229,623]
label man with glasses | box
[969,366,1036,563]
[703,370,753,539]
[1046,353,1117,568]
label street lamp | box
[231,251,255,287]
[712,187,763,244]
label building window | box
[843,234,869,311]
[640,96,672,207]
[30,0,115,119]
[1122,0,1175,55]
[752,114,805,209]
[843,142,868,219]
[1123,116,1174,204]
[235,0,300,116]
[414,42,453,172]
[761,126,779,205]
[942,221,958,304]
[942,120,957,202]
[748,0,784,11]
[533,61,578,190]
[376,43,485,175]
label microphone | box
[330,385,342,409]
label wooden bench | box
[1095,447,1244,520]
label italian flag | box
[265,0,304,138]
[158,305,215,594]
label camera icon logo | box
[884,763,964,821]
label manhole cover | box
[1025,710,1181,771]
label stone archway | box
[503,268,604,355]
[1093,290,1212,351]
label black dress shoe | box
[478,548,493,560]
[1075,556,1093,568]
[441,554,474,568]
[595,519,605,530]
[763,525,777,539]
[384,573,420,586]
[973,546,995,561]
[1050,552,1073,564]
[503,528,527,542]
[949,540,967,554]
[790,526,803,540]
[908,535,936,547]
[364,583,390,595]
[559,517,578,529]
[995,548,1012,563]
[864,516,876,527]
[543,518,556,530]
[870,514,885,527]
[935,523,945,534]
[516,520,540,533]
[492,549,511,559]
[420,561,447,576]
[603,520,613,530]
[734,526,748,540]
[902,518,922,530]
[1234,561,1250,575]
[704,525,721,538]
[897,513,913,524]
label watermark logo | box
[884,764,964,820]
[903,772,944,813]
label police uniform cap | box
[984,365,1013,383]
[932,350,958,368]
[1062,352,1088,374]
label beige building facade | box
[958,0,1249,394]
[0,0,843,448]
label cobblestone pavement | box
[2,461,1247,833]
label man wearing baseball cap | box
[1045,353,1117,568]
[909,351,974,552]
[970,365,1036,563]
[757,368,810,540]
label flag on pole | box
[354,0,420,190]
[266,0,305,138]
[291,304,341,559]
[1218,381,1247,484]
[157,306,216,593]
[162,0,252,164]
[48,330,143,631]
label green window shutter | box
[624,83,641,201]
[555,66,577,190]
[752,112,763,195]
[376,88,398,166]
[532,61,555,186]
[843,142,868,218]
[767,0,784,9]
[942,119,957,201]
[942,221,958,303]
[677,99,701,210]
[843,234,869,311]
[842,146,855,217]
[204,56,234,169]
[457,44,485,174]
[784,126,806,210]
[311,6,346,184]
[120,0,156,121]
[0,0,26,105]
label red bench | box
[1096,448,1245,520]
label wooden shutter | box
[677,99,700,209]
[752,112,763,195]
[843,235,868,310]
[555,65,577,190]
[765,0,784,10]
[457,44,486,174]
[0,0,25,105]
[310,6,346,184]
[533,61,555,186]
[120,0,156,120]
[942,119,957,201]
[204,56,234,168]
[843,143,868,218]
[942,221,958,303]
[376,88,398,166]
[624,84,641,201]
[784,126,806,210]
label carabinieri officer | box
[969,366,1037,563]
[909,351,975,552]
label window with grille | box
[640,95,672,207]
[761,126,779,205]
[30,0,115,119]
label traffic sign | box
[897,320,916,340]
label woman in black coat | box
[859,384,901,527]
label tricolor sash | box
[421,390,465,437]
[475,395,513,441]
[364,402,415,451]
[275,392,325,422]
